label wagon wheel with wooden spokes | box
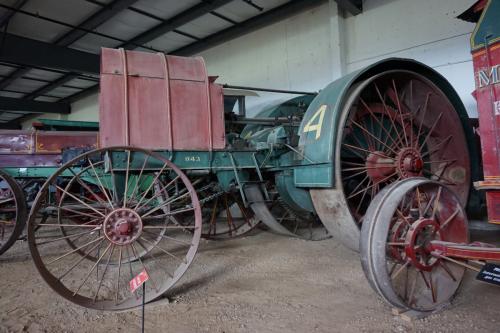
[28,147,201,310]
[360,178,469,313]
[0,169,27,255]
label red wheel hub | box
[396,148,423,178]
[405,218,442,271]
[103,208,143,245]
[365,147,424,183]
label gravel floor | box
[1,229,499,333]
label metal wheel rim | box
[360,178,468,312]
[28,147,202,310]
[0,169,27,255]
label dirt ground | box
[1,228,499,333]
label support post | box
[329,1,347,80]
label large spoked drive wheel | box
[28,147,202,310]
[311,70,471,250]
[0,169,27,255]
[360,178,468,313]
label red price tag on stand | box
[130,270,149,293]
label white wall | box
[201,2,336,115]
[21,93,98,128]
[343,0,477,115]
[201,0,478,116]
[66,93,99,121]
[24,0,478,128]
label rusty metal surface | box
[0,130,34,153]
[244,185,329,240]
[472,37,500,223]
[35,131,97,153]
[99,48,225,151]
[310,188,360,250]
[0,155,62,168]
[0,130,98,168]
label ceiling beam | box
[173,0,329,56]
[59,84,99,103]
[0,0,136,97]
[0,1,29,91]
[55,0,139,46]
[0,68,29,90]
[24,74,79,100]
[0,121,22,129]
[0,96,70,114]
[335,0,362,15]
[120,0,234,49]
[7,0,131,98]
[0,32,100,74]
[0,0,28,28]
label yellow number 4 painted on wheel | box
[303,104,327,140]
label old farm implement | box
[0,0,498,313]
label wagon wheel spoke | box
[0,198,14,205]
[85,158,115,209]
[28,147,202,310]
[374,82,406,148]
[176,178,261,240]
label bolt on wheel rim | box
[28,147,201,310]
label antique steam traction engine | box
[0,0,498,314]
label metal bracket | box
[228,152,247,207]
[252,153,270,201]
